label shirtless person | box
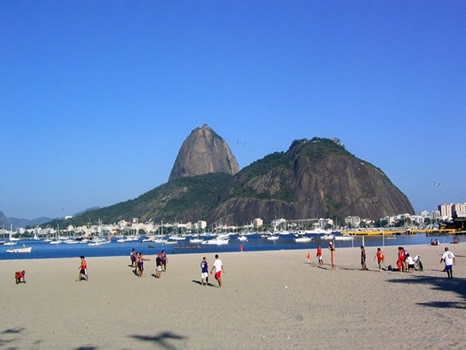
[210,254,225,288]
[360,245,367,270]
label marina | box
[0,231,460,260]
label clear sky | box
[1,1,465,219]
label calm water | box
[0,233,458,260]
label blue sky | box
[1,1,465,219]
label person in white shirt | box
[440,247,456,279]
[406,254,415,272]
[210,254,225,288]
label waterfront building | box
[344,216,361,228]
[439,203,454,220]
[454,202,466,218]
[253,218,263,229]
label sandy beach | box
[1,243,465,349]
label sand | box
[1,243,465,350]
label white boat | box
[4,242,17,246]
[334,235,354,241]
[202,238,229,245]
[237,236,248,242]
[320,234,335,240]
[64,239,79,244]
[304,228,331,235]
[7,246,32,253]
[189,238,204,244]
[295,237,312,243]
[49,240,62,245]
[88,241,108,246]
[267,236,279,241]
[168,235,186,241]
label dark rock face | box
[169,125,239,181]
[209,138,414,225]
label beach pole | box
[382,231,385,246]
[362,235,365,247]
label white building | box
[438,203,454,220]
[344,216,361,228]
[253,218,263,229]
[454,202,466,218]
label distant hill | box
[0,211,54,229]
[47,135,414,227]
[74,207,100,216]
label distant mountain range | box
[0,207,100,229]
[0,211,53,230]
[48,125,414,227]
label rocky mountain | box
[47,136,414,227]
[208,138,414,225]
[169,124,239,181]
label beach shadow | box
[387,275,466,309]
[0,327,26,348]
[130,331,186,350]
[1,328,25,334]
[74,346,98,350]
[192,280,214,287]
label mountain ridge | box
[45,134,414,227]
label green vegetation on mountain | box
[49,173,232,227]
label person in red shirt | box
[397,247,405,272]
[15,270,26,284]
[316,244,323,266]
[77,256,88,281]
[375,248,385,270]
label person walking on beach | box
[440,247,456,279]
[155,253,163,278]
[329,242,336,270]
[316,244,323,266]
[360,246,367,270]
[161,250,167,272]
[210,254,225,288]
[136,252,150,277]
[200,256,209,286]
[77,256,88,281]
[375,248,385,270]
[130,248,136,268]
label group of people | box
[200,254,225,287]
[307,243,456,279]
[129,248,168,278]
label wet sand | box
[1,243,465,349]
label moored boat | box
[295,237,312,243]
[7,246,32,253]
